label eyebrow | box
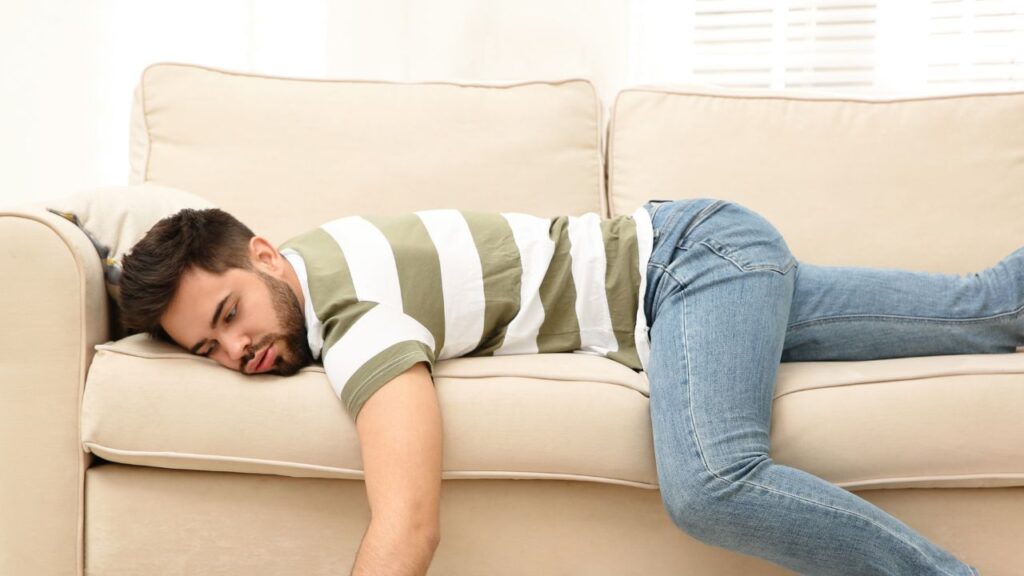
[189,293,232,354]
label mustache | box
[239,334,279,372]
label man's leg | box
[643,199,980,575]
[782,247,1024,362]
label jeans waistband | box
[642,198,731,265]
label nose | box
[221,329,252,364]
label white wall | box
[0,0,333,209]
[0,0,635,209]
[3,1,1022,209]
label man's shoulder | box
[278,226,333,255]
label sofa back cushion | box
[607,85,1024,274]
[130,63,606,244]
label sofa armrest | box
[0,204,109,576]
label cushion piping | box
[83,442,659,489]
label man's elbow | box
[372,515,441,551]
[412,513,441,550]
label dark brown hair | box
[120,208,255,341]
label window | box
[630,0,1024,93]
[926,0,1024,87]
[692,1,878,89]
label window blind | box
[691,0,878,89]
[650,0,1024,92]
[926,0,1024,87]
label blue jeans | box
[641,198,1011,575]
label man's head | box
[120,208,314,376]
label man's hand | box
[350,362,442,576]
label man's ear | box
[248,236,282,274]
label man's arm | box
[350,361,442,576]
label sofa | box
[3,62,1023,575]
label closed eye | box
[196,301,236,356]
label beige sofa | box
[3,62,1024,575]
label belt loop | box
[646,199,673,226]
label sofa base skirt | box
[85,462,1017,575]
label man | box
[121,200,994,575]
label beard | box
[241,270,315,376]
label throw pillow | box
[47,183,216,334]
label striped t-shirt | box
[279,206,654,420]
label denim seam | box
[647,261,689,317]
[705,472,963,576]
[652,199,725,255]
[678,286,963,576]
[676,199,730,246]
[786,302,1024,332]
[699,239,797,275]
[649,261,689,290]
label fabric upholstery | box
[86,464,1023,576]
[607,85,1024,275]
[5,63,1023,575]
[0,207,109,576]
[45,183,216,305]
[129,63,607,244]
[82,335,1024,491]
[82,334,657,487]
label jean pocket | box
[680,202,798,275]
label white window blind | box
[691,0,878,89]
[632,0,1024,93]
[926,0,1024,87]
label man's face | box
[160,263,314,376]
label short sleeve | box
[321,302,436,420]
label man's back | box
[280,207,654,420]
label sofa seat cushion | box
[771,352,1024,490]
[83,334,659,488]
[82,335,1024,490]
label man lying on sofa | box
[119,204,659,576]
[119,208,444,576]
[119,204,986,576]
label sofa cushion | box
[82,335,1024,490]
[129,63,607,244]
[771,353,1024,490]
[82,334,658,488]
[607,84,1024,275]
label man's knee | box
[657,464,733,538]
[660,482,731,543]
[659,454,772,542]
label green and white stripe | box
[280,206,654,420]
[493,212,553,355]
[416,209,489,358]
[568,212,617,356]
